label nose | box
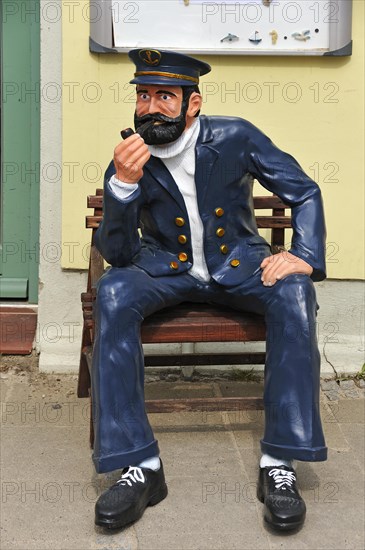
[147,96,161,114]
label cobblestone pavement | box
[1,366,364,550]
[320,377,365,401]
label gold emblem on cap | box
[139,49,161,66]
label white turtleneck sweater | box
[108,118,210,281]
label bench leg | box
[77,324,92,398]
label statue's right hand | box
[113,133,151,183]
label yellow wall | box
[62,1,364,279]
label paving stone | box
[339,379,356,389]
[326,389,340,401]
[341,388,361,399]
[321,379,338,391]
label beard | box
[134,102,188,145]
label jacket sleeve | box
[245,123,327,281]
[94,160,143,267]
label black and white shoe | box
[257,466,306,531]
[95,462,168,529]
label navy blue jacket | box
[95,115,326,286]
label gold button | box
[178,252,188,262]
[175,217,185,227]
[170,261,179,270]
[215,207,224,217]
[178,235,187,244]
[216,227,225,238]
[230,259,240,268]
[220,244,228,255]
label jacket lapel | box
[144,155,186,211]
[195,116,219,206]
[143,116,219,210]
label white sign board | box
[90,0,352,56]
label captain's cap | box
[128,49,211,87]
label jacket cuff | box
[288,248,326,282]
[108,175,139,201]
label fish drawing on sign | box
[220,33,239,43]
[249,31,262,45]
[292,30,311,42]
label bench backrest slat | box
[85,190,292,248]
[87,192,290,211]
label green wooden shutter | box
[0,0,40,302]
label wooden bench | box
[77,189,292,442]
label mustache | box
[135,112,184,126]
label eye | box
[138,93,150,100]
[161,94,171,101]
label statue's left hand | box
[260,252,313,286]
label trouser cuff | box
[260,440,327,462]
[92,440,160,473]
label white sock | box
[137,456,161,471]
[260,453,293,469]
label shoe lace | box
[116,466,145,487]
[268,468,296,490]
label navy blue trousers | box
[92,266,327,473]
